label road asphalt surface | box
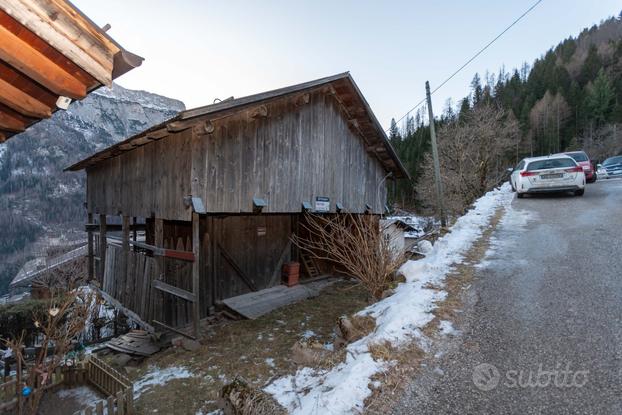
[395,178,622,414]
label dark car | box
[563,151,596,183]
[602,155,622,178]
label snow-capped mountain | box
[0,84,185,294]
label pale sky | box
[74,0,621,129]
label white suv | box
[510,155,586,198]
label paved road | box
[395,179,622,414]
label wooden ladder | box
[301,253,320,279]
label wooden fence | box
[0,356,134,415]
[101,242,194,329]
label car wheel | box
[517,192,525,199]
[510,181,516,192]
[575,189,585,196]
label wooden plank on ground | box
[223,283,319,319]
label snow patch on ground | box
[439,320,458,336]
[56,385,102,406]
[265,184,514,414]
[134,366,194,399]
[301,330,316,339]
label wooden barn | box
[67,73,408,336]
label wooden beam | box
[99,214,107,285]
[0,110,25,132]
[152,280,196,303]
[0,24,87,99]
[0,0,115,86]
[87,213,94,280]
[151,320,196,340]
[91,284,155,333]
[248,104,268,119]
[106,235,195,262]
[0,76,51,118]
[192,212,200,338]
[85,223,146,232]
[152,218,164,322]
[218,241,258,292]
[121,215,130,306]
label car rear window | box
[527,158,576,171]
[566,152,588,162]
[603,156,622,166]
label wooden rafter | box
[0,0,116,86]
[0,24,86,99]
[0,77,50,118]
[0,110,26,132]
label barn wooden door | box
[212,215,292,301]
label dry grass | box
[124,280,370,415]
[364,341,426,414]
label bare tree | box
[417,103,519,215]
[292,214,406,300]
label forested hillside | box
[390,12,622,208]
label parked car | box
[596,163,609,179]
[562,151,596,183]
[510,155,585,198]
[601,155,622,179]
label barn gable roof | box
[67,72,409,179]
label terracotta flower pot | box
[282,262,300,287]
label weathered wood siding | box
[86,129,193,221]
[201,215,293,305]
[191,91,388,215]
[86,90,388,220]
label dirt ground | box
[38,384,105,415]
[121,280,370,414]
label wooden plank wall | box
[202,214,293,305]
[86,90,388,220]
[86,128,193,221]
[191,91,388,215]
[102,215,294,326]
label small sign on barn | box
[315,197,330,212]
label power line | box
[389,0,544,131]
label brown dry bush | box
[292,213,406,300]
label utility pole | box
[425,81,447,227]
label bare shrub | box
[579,123,622,161]
[3,288,94,415]
[292,213,406,300]
[31,257,87,298]
[417,103,519,215]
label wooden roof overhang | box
[66,72,410,179]
[0,0,143,142]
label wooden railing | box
[0,356,134,415]
[87,355,131,397]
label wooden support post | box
[153,218,164,323]
[99,214,107,284]
[121,215,130,304]
[87,212,94,280]
[192,212,200,338]
[132,217,138,251]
